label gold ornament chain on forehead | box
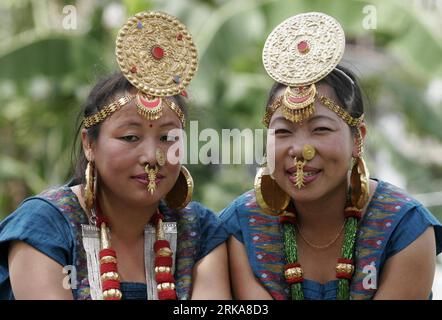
[83,96,135,129]
[262,94,363,128]
[83,93,186,128]
[318,96,363,127]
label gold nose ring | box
[302,144,315,161]
[156,148,166,166]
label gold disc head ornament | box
[83,11,196,128]
[116,11,198,97]
[262,12,346,124]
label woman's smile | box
[287,167,322,186]
[131,172,165,185]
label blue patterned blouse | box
[220,180,442,299]
[0,184,228,300]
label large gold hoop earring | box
[254,165,290,215]
[350,157,370,210]
[165,166,193,210]
[84,161,96,211]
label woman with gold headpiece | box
[0,11,230,300]
[220,12,442,300]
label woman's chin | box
[129,188,163,207]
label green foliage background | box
[1,0,442,222]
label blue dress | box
[219,180,442,299]
[0,184,228,300]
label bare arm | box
[8,241,73,299]
[191,243,231,299]
[228,236,273,300]
[374,227,436,299]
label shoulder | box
[183,201,214,215]
[367,180,432,222]
[219,189,257,220]
[375,180,440,225]
[0,185,76,267]
[367,180,442,256]
[178,202,229,260]
[217,190,262,243]
[2,190,66,227]
[372,180,421,207]
[0,185,75,243]
[177,201,216,221]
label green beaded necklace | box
[281,197,361,300]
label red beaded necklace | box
[94,203,177,300]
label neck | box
[293,180,348,234]
[96,188,158,243]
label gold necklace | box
[296,221,346,250]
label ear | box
[81,129,95,162]
[352,122,367,157]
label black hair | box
[265,65,364,129]
[70,72,188,185]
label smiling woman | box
[0,11,230,300]
[219,12,442,300]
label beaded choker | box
[93,203,177,300]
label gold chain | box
[262,94,363,128]
[84,96,135,128]
[164,98,186,127]
[262,96,282,127]
[296,220,346,250]
[318,96,363,127]
[355,127,364,156]
[83,95,186,128]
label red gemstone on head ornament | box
[151,46,164,60]
[176,34,183,41]
[297,40,310,54]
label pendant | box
[136,92,163,121]
[293,157,307,189]
[145,164,159,194]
